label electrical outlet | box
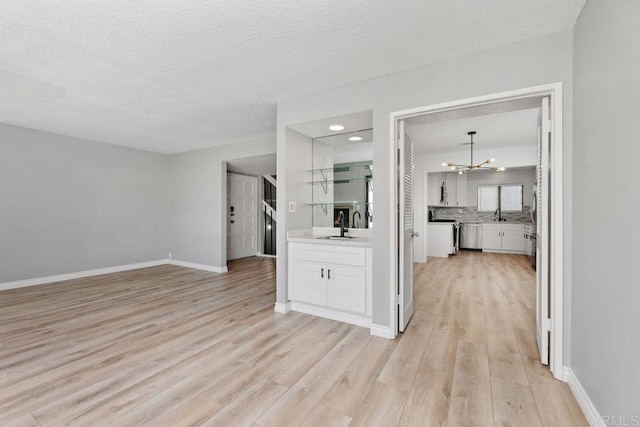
[288,201,297,213]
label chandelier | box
[442,131,505,174]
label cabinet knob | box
[321,268,324,278]
[328,269,331,279]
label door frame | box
[388,82,564,379]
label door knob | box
[412,232,420,238]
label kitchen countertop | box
[287,229,372,247]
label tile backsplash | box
[428,205,533,223]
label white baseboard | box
[167,259,228,273]
[564,367,600,426]
[274,301,291,313]
[0,258,231,292]
[257,253,276,258]
[290,301,372,328]
[0,260,170,292]
[370,323,396,339]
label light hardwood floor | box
[0,252,587,426]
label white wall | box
[168,134,276,269]
[0,124,169,282]
[277,29,573,331]
[573,0,640,419]
[464,168,536,207]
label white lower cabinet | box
[482,224,524,253]
[291,260,327,306]
[288,242,372,326]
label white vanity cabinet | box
[288,241,372,326]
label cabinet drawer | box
[482,224,502,232]
[501,224,522,231]
[290,243,366,267]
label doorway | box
[390,83,564,379]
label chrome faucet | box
[352,211,361,228]
[337,211,347,237]
[494,207,503,222]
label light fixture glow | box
[329,124,344,131]
[349,136,363,141]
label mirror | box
[311,129,373,228]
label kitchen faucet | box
[337,211,347,237]
[494,207,503,221]
[352,211,361,228]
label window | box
[478,184,523,212]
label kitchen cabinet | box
[456,173,468,206]
[288,242,372,324]
[427,223,455,257]
[482,224,523,253]
[427,172,468,206]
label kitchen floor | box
[0,254,586,426]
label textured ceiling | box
[0,1,585,153]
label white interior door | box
[536,97,551,365]
[398,120,415,332]
[227,174,257,260]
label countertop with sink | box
[287,229,372,247]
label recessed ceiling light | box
[349,136,363,141]
[329,124,344,131]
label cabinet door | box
[456,173,467,206]
[291,261,327,306]
[444,173,457,206]
[327,265,366,314]
[502,230,523,252]
[482,229,502,250]
[427,173,440,206]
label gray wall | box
[277,30,574,331]
[573,0,640,418]
[168,134,276,269]
[0,124,169,282]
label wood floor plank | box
[531,375,589,426]
[483,276,530,385]
[301,404,352,427]
[254,327,370,427]
[491,376,542,427]
[349,381,408,427]
[446,341,494,427]
[154,395,223,427]
[398,366,450,427]
[202,379,288,427]
[321,336,396,417]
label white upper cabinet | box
[456,173,468,206]
[428,172,469,206]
